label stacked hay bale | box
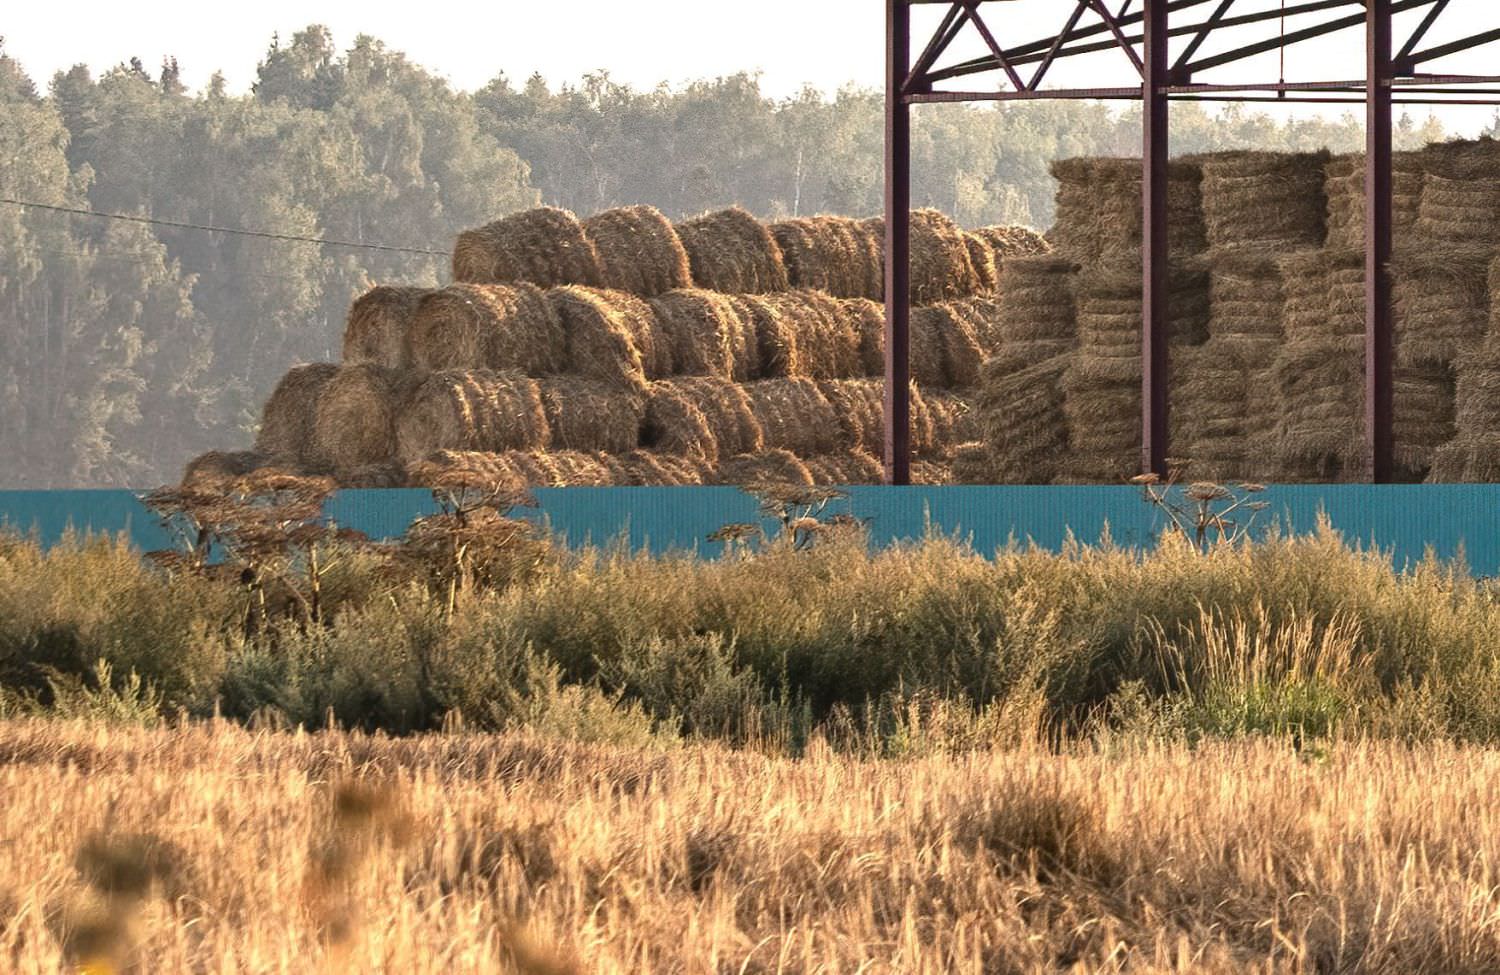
[673,207,789,294]
[452,207,604,288]
[1431,257,1500,481]
[983,256,1078,374]
[770,216,884,300]
[1415,140,1500,247]
[582,205,694,297]
[1199,151,1330,251]
[1324,151,1426,250]
[1048,158,1207,262]
[1198,248,1284,479]
[252,364,341,472]
[343,286,429,370]
[966,356,1069,484]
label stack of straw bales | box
[673,207,789,294]
[1431,257,1500,481]
[1324,152,1426,250]
[1200,151,1330,249]
[968,356,1069,484]
[983,256,1078,374]
[1049,158,1206,261]
[1415,140,1500,247]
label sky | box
[5,0,1499,131]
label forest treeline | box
[0,26,1454,487]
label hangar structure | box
[883,0,1500,483]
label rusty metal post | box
[885,0,913,485]
[1142,0,1170,476]
[1366,0,1395,482]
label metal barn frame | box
[883,0,1500,484]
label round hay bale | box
[964,233,998,292]
[911,304,984,389]
[744,378,842,457]
[674,206,789,294]
[1049,157,1206,260]
[861,209,984,305]
[309,364,411,473]
[942,295,1007,356]
[918,390,977,461]
[537,378,645,454]
[407,450,529,490]
[254,363,340,469]
[581,205,693,297]
[336,461,408,489]
[804,451,883,485]
[817,379,958,459]
[395,370,548,465]
[770,216,884,300]
[911,460,953,485]
[751,291,864,380]
[1200,150,1330,249]
[527,450,618,486]
[713,450,813,487]
[407,283,564,375]
[649,289,756,380]
[343,286,429,370]
[548,286,668,391]
[181,450,267,490]
[972,225,1052,260]
[452,207,603,288]
[616,450,709,486]
[641,377,763,463]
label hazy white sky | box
[5,1,1499,129]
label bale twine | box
[736,291,864,380]
[770,216,884,300]
[641,377,762,463]
[649,289,757,380]
[343,286,429,370]
[1200,150,1330,249]
[453,207,604,288]
[804,451,884,485]
[674,206,789,294]
[974,355,1068,483]
[537,378,645,454]
[1323,152,1425,250]
[615,450,710,486]
[407,283,564,375]
[1416,141,1500,247]
[581,205,694,297]
[394,370,548,465]
[181,450,267,490]
[744,378,842,457]
[861,209,984,305]
[1393,247,1491,368]
[1271,335,1365,481]
[253,363,340,469]
[548,286,668,391]
[713,450,814,487]
[964,233,998,292]
[1049,157,1206,261]
[308,364,411,473]
[972,225,1052,260]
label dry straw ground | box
[4,721,1500,973]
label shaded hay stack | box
[537,378,645,455]
[818,379,970,461]
[394,370,548,465]
[406,283,564,375]
[1416,140,1500,247]
[641,377,762,463]
[1199,150,1330,249]
[674,207,789,294]
[1074,265,1210,358]
[548,286,669,390]
[1324,151,1426,250]
[1393,247,1491,368]
[254,363,340,470]
[1431,257,1500,481]
[343,286,429,370]
[1393,361,1456,480]
[771,216,884,300]
[309,364,413,475]
[181,450,268,490]
[649,289,758,380]
[582,205,694,297]
[971,225,1052,260]
[971,355,1068,484]
[735,291,865,380]
[964,233,998,292]
[1174,343,1256,482]
[1049,158,1206,262]
[452,207,603,288]
[986,256,1078,375]
[861,209,985,305]
[713,450,814,487]
[1271,335,1365,482]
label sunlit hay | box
[615,450,710,485]
[917,389,978,462]
[537,378,645,455]
[522,451,618,487]
[395,370,548,465]
[548,286,666,392]
[910,305,983,389]
[800,451,883,486]
[1428,433,1500,482]
[581,205,693,298]
[1324,151,1426,250]
[641,378,762,463]
[452,206,604,288]
[964,233,998,292]
[860,209,985,305]
[1415,139,1500,247]
[253,363,340,470]
[911,459,953,485]
[1394,246,1491,368]
[747,291,864,380]
[972,224,1052,260]
[1271,334,1366,482]
[407,283,565,376]
[770,216,884,300]
[1059,350,1197,483]
[743,378,842,457]
[407,449,528,490]
[180,450,267,490]
[712,449,814,486]
[649,289,756,380]
[309,364,413,473]
[845,296,889,377]
[673,206,789,294]
[342,285,429,370]
[1394,361,1456,480]
[937,295,1007,359]
[1199,149,1331,249]
[975,355,1069,484]
[1049,157,1206,261]
[817,379,960,460]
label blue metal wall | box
[0,486,1496,572]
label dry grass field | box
[2,719,1499,973]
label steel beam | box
[1143,0,1170,477]
[885,0,912,486]
[1367,0,1395,483]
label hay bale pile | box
[1416,141,1500,247]
[343,286,429,370]
[582,205,693,297]
[1324,152,1426,250]
[1049,158,1206,261]
[968,356,1068,483]
[1200,151,1330,250]
[452,207,603,288]
[1432,257,1500,481]
[674,207,789,294]
[984,256,1078,374]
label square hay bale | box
[1200,150,1330,250]
[1393,247,1491,368]
[1049,157,1206,261]
[1323,151,1425,250]
[1416,140,1500,247]
[1205,246,1286,341]
[974,355,1069,484]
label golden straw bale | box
[713,450,814,487]
[918,390,978,461]
[943,295,1007,357]
[1205,245,1286,340]
[1324,152,1425,250]
[770,216,884,300]
[254,363,340,469]
[1049,157,1206,261]
[548,286,667,391]
[674,206,789,294]
[993,256,1078,345]
[641,378,762,463]
[1393,362,1455,479]
[343,286,429,370]
[744,378,842,457]
[742,291,864,380]
[813,379,958,459]
[615,450,709,486]
[1429,434,1500,483]
[861,210,984,305]
[964,233,998,292]
[1394,247,1491,367]
[1416,141,1500,246]
[1199,150,1330,249]
[804,451,884,486]
[181,450,267,490]
[407,450,528,490]
[1275,249,1364,343]
[309,364,413,473]
[1270,335,1365,481]
[528,450,619,486]
[537,378,645,454]
[394,370,548,465]
[974,355,1069,484]
[649,289,757,380]
[972,225,1052,259]
[582,205,693,297]
[452,206,603,288]
[336,461,408,489]
[911,460,953,485]
[407,283,564,375]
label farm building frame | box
[883,0,1500,484]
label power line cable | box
[0,198,450,257]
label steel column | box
[885,0,913,485]
[1367,0,1395,482]
[1143,0,1170,476]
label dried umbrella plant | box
[1131,465,1270,552]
